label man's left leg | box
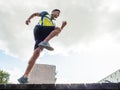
[38,27,61,51]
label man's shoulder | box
[40,11,49,17]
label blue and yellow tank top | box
[38,11,55,26]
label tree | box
[0,70,10,84]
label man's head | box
[51,9,61,19]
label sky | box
[0,0,120,83]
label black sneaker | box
[18,76,28,84]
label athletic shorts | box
[33,25,55,49]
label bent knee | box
[55,27,61,31]
[54,27,61,33]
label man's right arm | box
[25,13,40,25]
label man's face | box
[52,11,60,18]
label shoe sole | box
[18,79,24,84]
[39,45,54,51]
[18,79,28,84]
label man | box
[18,9,67,84]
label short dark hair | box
[52,9,61,12]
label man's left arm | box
[61,21,67,30]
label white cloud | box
[1,0,120,59]
[53,33,120,83]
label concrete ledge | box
[0,83,120,90]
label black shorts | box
[33,25,55,49]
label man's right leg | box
[24,47,42,77]
[18,47,42,84]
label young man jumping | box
[18,9,67,84]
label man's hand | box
[25,13,40,25]
[61,21,67,30]
[62,21,67,26]
[25,19,31,25]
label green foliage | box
[0,70,10,84]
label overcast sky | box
[0,0,120,83]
